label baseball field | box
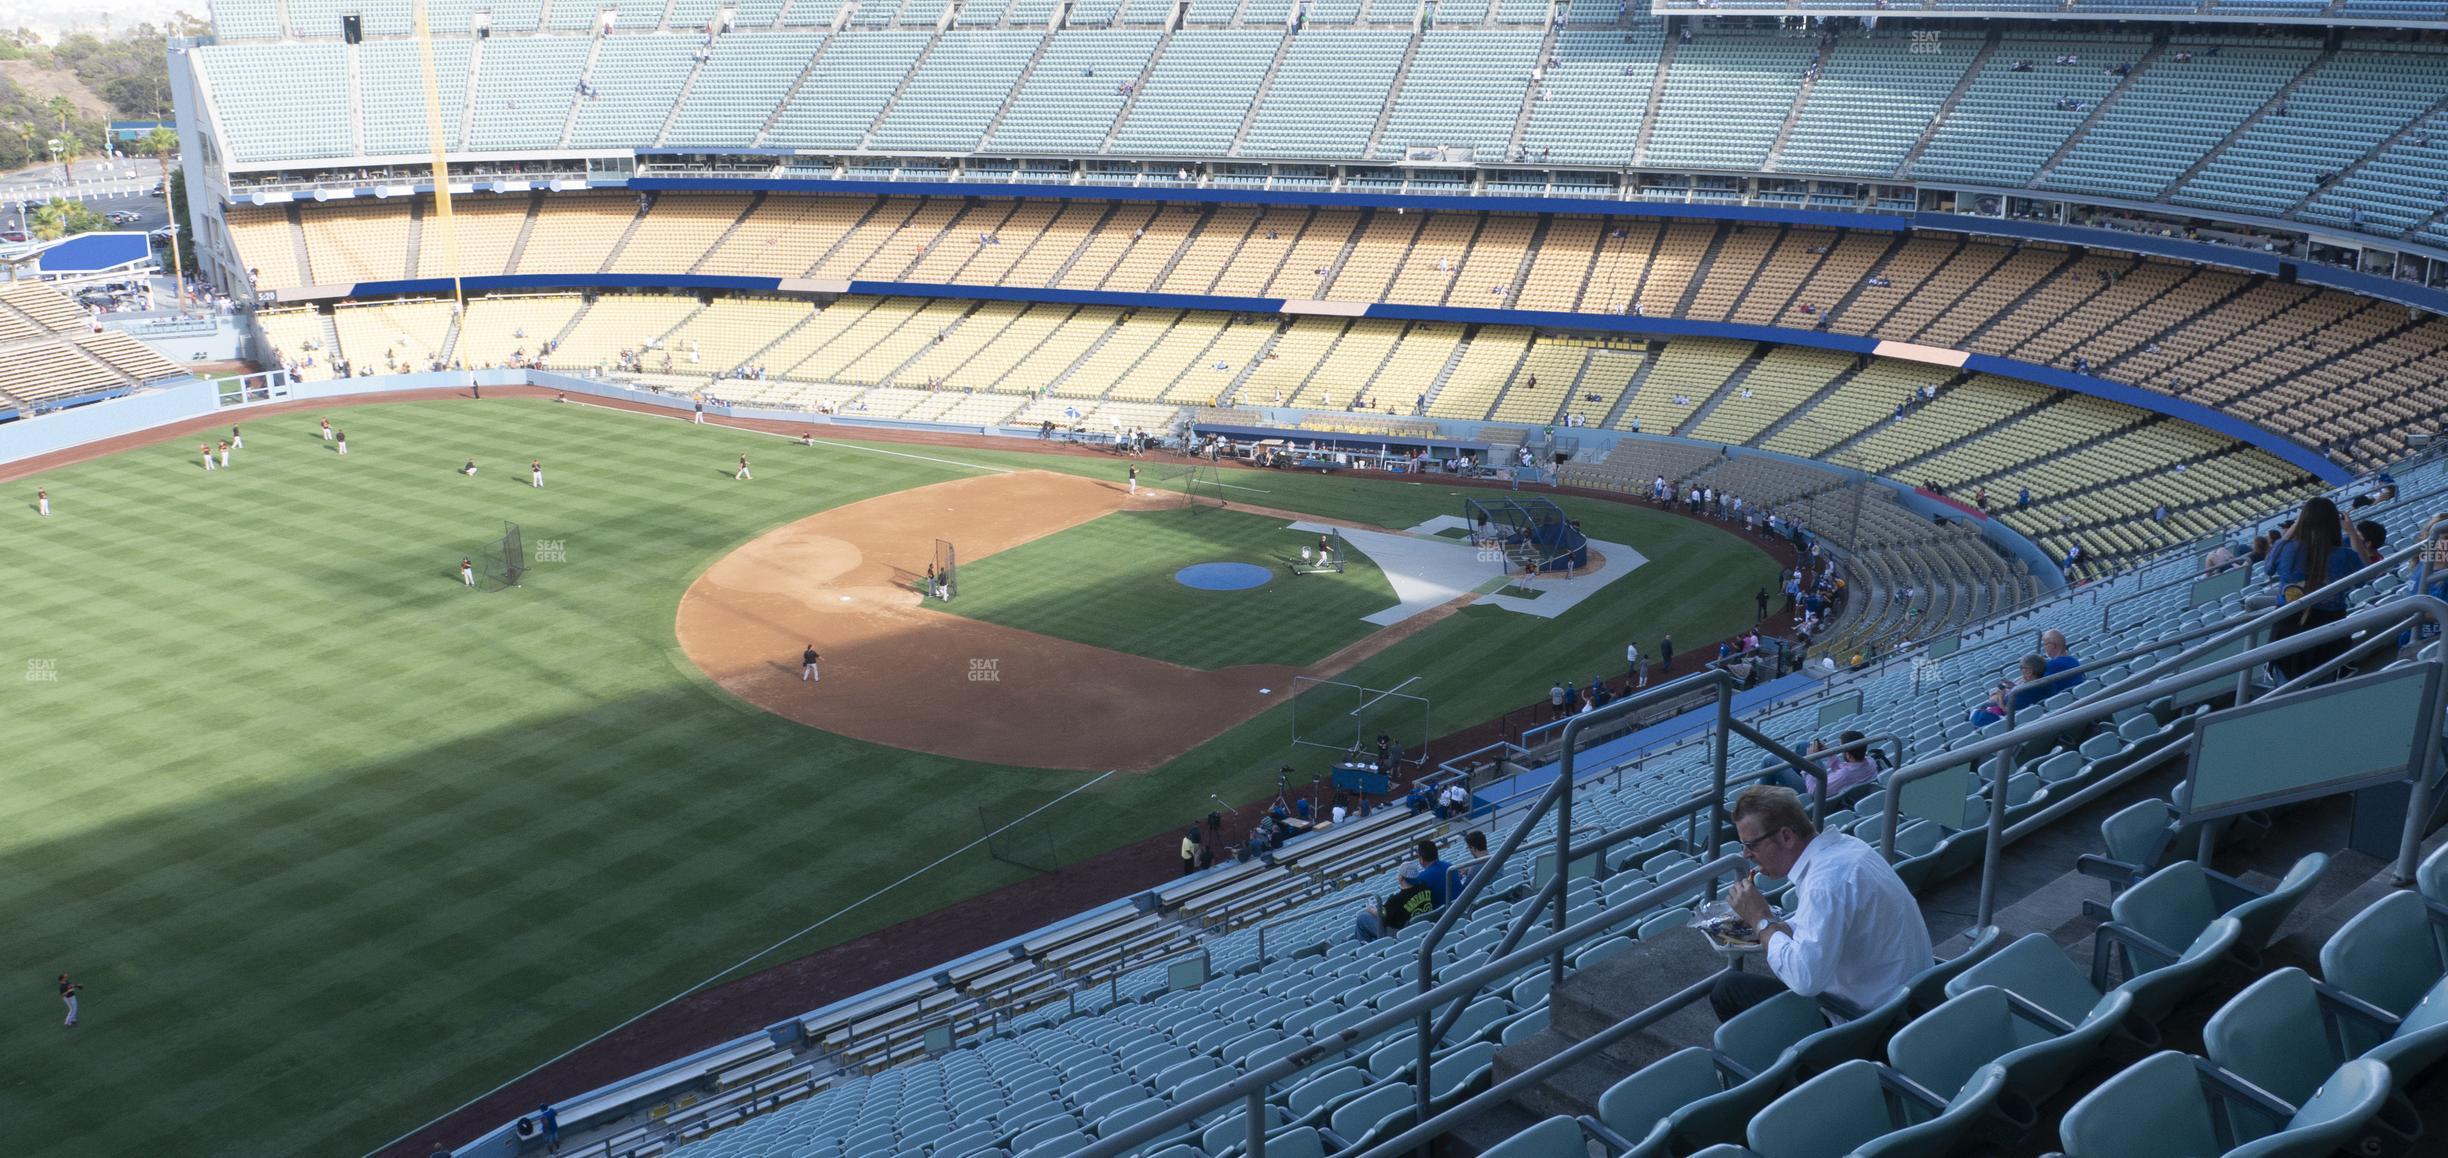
[0,395,1779,1156]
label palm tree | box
[146,127,186,315]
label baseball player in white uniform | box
[462,557,476,588]
[36,488,49,517]
[531,460,544,488]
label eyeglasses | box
[1737,827,1788,854]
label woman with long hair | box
[2266,497,2370,681]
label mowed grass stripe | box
[0,399,1773,1157]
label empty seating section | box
[1912,36,2149,186]
[224,205,304,292]
[2177,45,2448,216]
[207,0,282,39]
[664,33,828,150]
[300,202,413,286]
[1374,30,1542,163]
[870,31,1044,152]
[465,35,587,151]
[1239,30,1409,159]
[1520,27,1662,167]
[614,195,751,274]
[73,330,186,386]
[986,31,1162,154]
[198,43,349,163]
[568,36,702,148]
[1425,327,1528,419]
[764,31,931,149]
[455,295,584,367]
[413,194,531,279]
[1242,317,1343,407]
[1110,30,1283,156]
[1643,34,1813,171]
[2041,39,2314,201]
[1778,30,1975,177]
[358,39,470,156]
[256,310,336,380]
[1489,343,1583,424]
[331,299,456,372]
[0,343,125,405]
[2302,112,2448,236]
[1619,338,1751,434]
[1689,346,1851,444]
[1762,360,1957,460]
[514,192,635,274]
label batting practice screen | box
[486,521,527,588]
[933,538,958,601]
[1291,676,1431,768]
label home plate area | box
[1287,516,1645,625]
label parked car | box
[0,230,29,244]
[106,211,139,225]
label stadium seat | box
[1324,1081,1415,1150]
[1889,984,2128,1111]
[2318,891,2448,1019]
[1478,1115,1588,1158]
[1747,1057,2007,1158]
[2089,855,2325,972]
[2056,1052,2391,1158]
[2205,966,2448,1120]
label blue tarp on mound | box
[35,232,151,275]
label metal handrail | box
[1070,854,1749,1158]
[1878,595,2448,925]
[2094,539,2424,705]
[1404,668,1738,1131]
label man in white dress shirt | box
[1714,785,1933,1020]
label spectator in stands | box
[1767,730,1883,803]
[1969,654,2051,726]
[1355,839,1461,941]
[1454,830,1492,890]
[1714,786,1933,1020]
[2268,497,2371,682]
[2038,629,2082,693]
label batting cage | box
[1176,461,1228,511]
[1291,676,1431,769]
[1288,527,1349,575]
[928,539,958,601]
[1466,495,1588,575]
[482,521,527,589]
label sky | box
[2,1,204,42]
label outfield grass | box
[0,400,1777,1156]
[940,506,1399,668]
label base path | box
[675,470,1459,772]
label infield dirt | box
[674,469,1469,771]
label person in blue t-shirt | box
[2265,497,2372,682]
[1970,654,2051,725]
[1355,839,1462,941]
[2037,629,2082,694]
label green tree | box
[29,196,105,241]
[166,167,195,272]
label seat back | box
[2057,1051,2220,1158]
[1948,932,2103,1028]
[2225,853,2327,951]
[1887,985,2016,1099]
[1713,990,1826,1074]
[1597,1046,1720,1150]
[1478,1115,1588,1158]
[2115,916,2241,1025]
[2320,891,2446,1018]
[1745,1060,1892,1158]
[2110,861,2219,956]
[2203,968,2333,1107]
[2224,1058,2392,1158]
